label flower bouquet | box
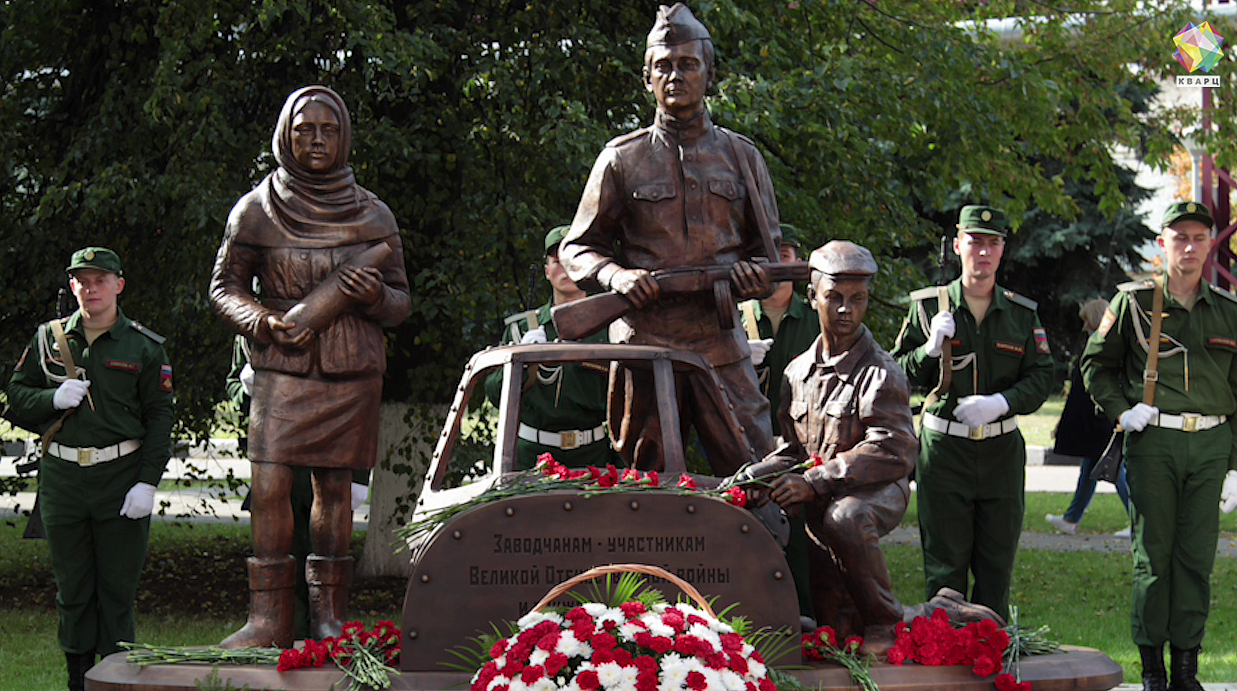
[121,618,401,691]
[397,454,752,546]
[467,564,787,691]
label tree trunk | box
[356,401,446,578]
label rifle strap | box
[1141,274,1165,406]
[919,286,952,418]
[41,319,77,455]
[740,300,761,340]
[727,131,779,261]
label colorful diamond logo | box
[1173,21,1224,73]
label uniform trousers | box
[1126,425,1229,649]
[39,452,150,656]
[916,427,1026,621]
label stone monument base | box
[86,645,1122,691]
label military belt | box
[922,412,1018,441]
[518,423,607,450]
[1150,412,1227,432]
[46,439,142,467]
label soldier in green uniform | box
[7,248,174,691]
[890,205,1053,621]
[738,223,820,621]
[485,226,618,470]
[1081,201,1237,691]
[740,224,822,437]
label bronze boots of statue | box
[307,554,353,639]
[220,556,296,648]
[902,587,1007,626]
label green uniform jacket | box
[741,293,821,436]
[484,303,614,469]
[1081,276,1237,471]
[8,307,174,485]
[891,280,1053,419]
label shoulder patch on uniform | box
[606,128,650,148]
[1117,279,1154,292]
[908,286,940,302]
[129,320,166,344]
[1002,290,1038,310]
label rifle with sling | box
[919,234,953,418]
[19,288,77,539]
[551,261,810,341]
[1091,275,1163,483]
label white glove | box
[350,482,368,511]
[53,379,90,410]
[119,482,157,519]
[520,326,547,344]
[1220,470,1237,514]
[747,338,774,366]
[239,363,255,396]
[954,394,1010,427]
[924,311,956,358]
[1118,403,1159,433]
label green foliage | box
[0,1,1199,460]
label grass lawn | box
[3,493,1236,690]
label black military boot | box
[1139,644,1168,691]
[65,649,95,691]
[1168,645,1204,691]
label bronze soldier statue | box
[743,241,1003,654]
[209,85,410,647]
[559,3,779,475]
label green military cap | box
[956,204,1008,236]
[778,223,803,248]
[1161,200,1213,229]
[809,240,877,278]
[66,247,123,275]
[544,225,571,255]
[647,2,711,47]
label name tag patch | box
[995,341,1025,355]
[105,359,139,371]
[1209,335,1237,349]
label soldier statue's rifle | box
[551,261,810,341]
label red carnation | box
[620,601,646,617]
[885,645,906,665]
[685,671,708,691]
[276,647,302,672]
[576,670,600,690]
[724,485,747,507]
[994,672,1030,691]
[545,652,569,676]
[520,665,545,683]
[677,473,697,489]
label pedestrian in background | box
[1046,298,1131,537]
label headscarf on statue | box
[243,85,396,249]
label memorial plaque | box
[400,489,799,671]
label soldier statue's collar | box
[653,107,711,142]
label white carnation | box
[517,611,565,629]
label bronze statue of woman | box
[209,85,410,647]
